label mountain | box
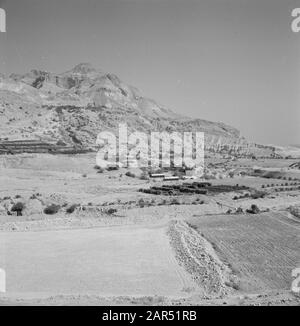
[0,63,274,156]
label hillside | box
[0,63,273,156]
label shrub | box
[11,202,25,216]
[66,204,78,214]
[107,208,117,215]
[236,207,244,214]
[138,198,145,207]
[107,166,119,171]
[246,204,260,214]
[251,204,260,213]
[44,204,61,215]
[250,191,265,199]
[94,165,104,173]
[171,198,180,205]
[125,171,136,178]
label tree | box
[11,202,25,216]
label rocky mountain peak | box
[66,63,98,75]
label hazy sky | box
[0,0,299,145]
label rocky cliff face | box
[0,63,274,156]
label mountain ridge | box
[0,63,275,157]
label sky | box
[0,0,299,146]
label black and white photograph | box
[0,0,299,310]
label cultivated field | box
[1,224,196,298]
[188,212,300,293]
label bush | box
[236,207,244,214]
[246,204,260,214]
[44,204,61,215]
[228,172,235,178]
[107,208,117,215]
[125,171,136,178]
[138,198,145,207]
[251,204,260,213]
[11,202,25,216]
[107,166,119,171]
[66,204,78,214]
[250,191,265,199]
[94,165,104,173]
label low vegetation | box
[44,204,61,215]
[11,202,25,216]
[66,204,78,214]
